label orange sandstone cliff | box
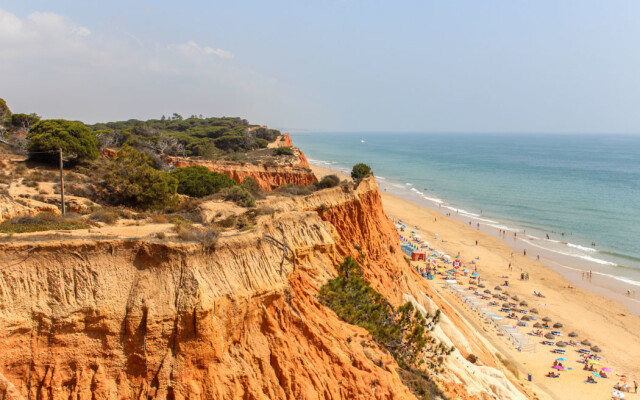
[0,177,528,400]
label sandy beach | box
[311,164,640,400]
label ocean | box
[294,132,640,292]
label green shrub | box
[254,138,269,148]
[314,175,340,189]
[170,166,236,198]
[219,186,255,207]
[0,212,90,233]
[351,163,372,182]
[28,119,99,163]
[273,146,293,156]
[106,145,179,210]
[320,257,434,370]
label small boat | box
[360,139,365,143]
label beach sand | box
[311,164,640,400]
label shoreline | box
[308,159,640,315]
[309,163,640,400]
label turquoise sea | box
[294,132,640,289]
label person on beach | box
[546,234,549,239]
[537,255,540,261]
[634,380,637,393]
[475,240,478,246]
[523,249,527,256]
[477,223,480,230]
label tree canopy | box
[28,119,99,163]
[11,113,40,134]
[0,98,11,124]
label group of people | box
[520,272,530,280]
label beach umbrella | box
[581,340,591,346]
[568,332,578,337]
[484,289,491,294]
[588,359,599,365]
[553,323,563,328]
[542,317,552,322]
[502,303,511,308]
[511,295,519,301]
[522,316,531,321]
[590,346,602,353]
[612,390,625,399]
[620,377,628,383]
[533,322,542,328]
[478,284,486,288]
[519,300,528,306]
[601,367,612,373]
[556,357,567,361]
[494,286,502,291]
[592,372,601,378]
[556,341,567,347]
[471,272,479,277]
[545,333,555,339]
[530,308,539,314]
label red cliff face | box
[0,176,528,400]
[164,157,317,191]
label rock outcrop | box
[0,195,37,223]
[0,176,528,400]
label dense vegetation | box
[91,116,281,158]
[320,256,446,399]
[170,166,236,198]
[105,145,179,210]
[28,119,99,163]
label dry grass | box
[174,225,220,248]
[496,353,520,379]
[0,212,91,234]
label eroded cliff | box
[165,154,315,191]
[0,177,528,400]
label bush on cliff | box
[320,256,443,399]
[106,145,179,210]
[314,174,340,189]
[170,166,236,198]
[351,163,372,183]
[273,146,293,156]
[219,186,255,207]
[27,119,99,163]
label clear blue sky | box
[2,1,639,133]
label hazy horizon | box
[2,1,640,134]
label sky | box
[1,1,639,133]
